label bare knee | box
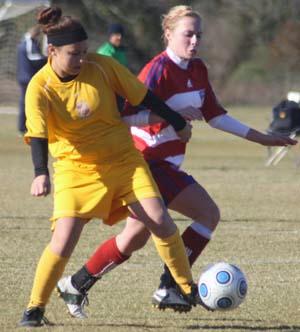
[130,231,151,251]
[195,202,220,231]
[129,198,177,238]
[116,219,151,255]
[50,217,85,257]
[146,208,176,237]
[116,231,150,255]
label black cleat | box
[19,307,50,327]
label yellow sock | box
[152,228,193,294]
[27,245,69,308]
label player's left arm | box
[122,90,192,142]
[102,57,191,141]
[245,127,297,146]
[202,68,297,147]
[209,114,297,147]
[122,106,202,127]
[122,109,165,127]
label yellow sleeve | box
[96,55,147,106]
[24,78,49,144]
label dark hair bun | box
[37,6,62,26]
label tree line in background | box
[2,0,300,106]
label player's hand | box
[31,175,51,197]
[175,107,203,121]
[246,129,298,147]
[260,133,298,147]
[177,122,192,143]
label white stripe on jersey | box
[166,89,205,111]
[130,125,179,147]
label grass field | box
[1,107,299,332]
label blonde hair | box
[161,5,201,46]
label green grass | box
[1,107,300,332]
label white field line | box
[0,107,17,114]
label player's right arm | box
[30,138,51,196]
[25,77,51,196]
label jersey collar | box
[45,57,82,85]
[166,47,189,70]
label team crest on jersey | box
[76,100,91,118]
[187,79,193,88]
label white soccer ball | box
[198,262,248,311]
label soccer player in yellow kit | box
[19,6,196,327]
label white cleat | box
[57,276,88,319]
[152,287,192,313]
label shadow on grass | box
[186,324,300,331]
[31,321,300,332]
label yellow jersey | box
[25,53,147,164]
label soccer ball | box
[198,262,248,311]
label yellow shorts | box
[51,150,160,228]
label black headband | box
[47,27,88,46]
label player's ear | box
[48,44,56,56]
[165,28,172,42]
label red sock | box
[181,226,210,266]
[85,237,130,278]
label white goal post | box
[0,0,50,106]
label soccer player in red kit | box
[57,5,297,317]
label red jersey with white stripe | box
[123,50,226,167]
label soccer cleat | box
[152,287,192,313]
[155,270,214,312]
[19,307,50,327]
[57,276,88,319]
